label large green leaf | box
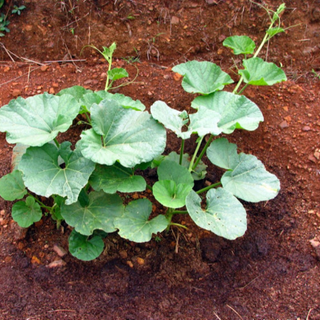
[12,196,42,228]
[115,198,169,242]
[221,153,280,202]
[68,229,104,261]
[11,144,28,171]
[153,180,193,208]
[186,189,247,240]
[0,170,27,201]
[207,138,280,202]
[151,100,221,139]
[157,160,194,185]
[19,142,95,205]
[78,100,166,167]
[150,101,190,139]
[223,35,256,55]
[172,61,234,94]
[61,190,124,236]
[89,163,146,194]
[192,91,263,134]
[0,93,80,146]
[239,57,287,86]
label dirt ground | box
[0,0,320,319]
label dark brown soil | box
[1,0,320,319]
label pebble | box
[12,89,21,97]
[171,16,180,25]
[310,238,320,259]
[47,259,67,268]
[279,120,289,129]
[302,125,311,131]
[53,244,67,257]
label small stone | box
[279,121,289,129]
[173,73,182,81]
[171,16,180,25]
[136,257,145,265]
[4,66,10,72]
[127,260,134,268]
[310,239,320,259]
[53,244,67,257]
[119,250,128,259]
[12,89,21,97]
[205,0,218,4]
[47,259,67,268]
[31,256,41,264]
[40,65,49,72]
[302,126,311,131]
[49,87,55,94]
[314,150,320,160]
[11,221,28,240]
[0,209,5,216]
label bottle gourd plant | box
[0,4,287,261]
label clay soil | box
[0,0,320,319]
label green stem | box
[189,136,204,172]
[179,139,185,165]
[196,181,222,194]
[170,222,188,230]
[53,138,60,148]
[105,57,113,91]
[31,194,53,211]
[237,83,249,95]
[192,135,214,171]
[171,210,188,214]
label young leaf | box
[89,163,146,194]
[108,68,129,81]
[78,100,166,167]
[19,142,95,205]
[115,198,169,242]
[192,91,263,134]
[61,190,124,236]
[172,61,234,94]
[150,100,190,139]
[57,85,93,100]
[0,93,81,146]
[68,229,104,261]
[12,196,42,228]
[221,153,280,202]
[0,170,27,201]
[186,189,247,240]
[165,152,207,180]
[266,27,285,37]
[153,180,193,208]
[238,57,287,86]
[223,35,256,55]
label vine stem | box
[196,182,222,194]
[189,136,204,172]
[192,135,214,171]
[179,139,185,165]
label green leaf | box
[78,100,166,167]
[11,144,28,170]
[172,61,234,94]
[0,170,27,201]
[57,85,93,100]
[239,57,287,86]
[192,91,263,134]
[207,138,280,202]
[223,35,256,55]
[61,190,124,236]
[221,153,280,202]
[165,152,207,180]
[157,160,194,185]
[68,229,104,261]
[150,100,190,139]
[186,189,247,240]
[153,160,194,208]
[108,68,129,81]
[266,27,285,37]
[153,180,193,208]
[0,93,80,146]
[115,198,169,242]
[19,142,95,205]
[12,196,42,228]
[206,138,240,170]
[89,163,146,194]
